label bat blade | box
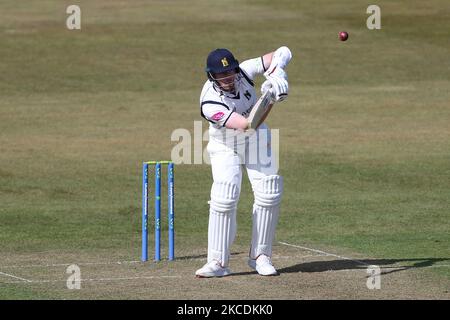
[247,90,275,130]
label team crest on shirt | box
[221,58,229,67]
[212,112,225,121]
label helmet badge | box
[221,57,229,67]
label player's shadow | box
[230,257,448,277]
[277,258,449,276]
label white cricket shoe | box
[248,255,278,276]
[195,260,231,278]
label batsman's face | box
[213,71,237,92]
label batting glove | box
[261,76,288,102]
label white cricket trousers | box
[206,124,281,267]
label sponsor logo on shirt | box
[212,112,225,121]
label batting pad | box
[208,181,240,267]
[250,175,283,259]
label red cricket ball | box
[339,31,348,41]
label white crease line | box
[383,265,450,269]
[432,265,450,267]
[279,241,370,267]
[1,255,322,270]
[0,260,141,269]
[1,275,181,285]
[0,271,32,283]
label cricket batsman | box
[195,46,292,277]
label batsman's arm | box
[261,52,274,71]
[240,46,291,80]
[264,46,292,73]
[224,112,250,131]
[260,46,292,73]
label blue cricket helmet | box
[205,48,240,77]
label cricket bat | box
[247,90,275,130]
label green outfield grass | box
[0,0,449,299]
